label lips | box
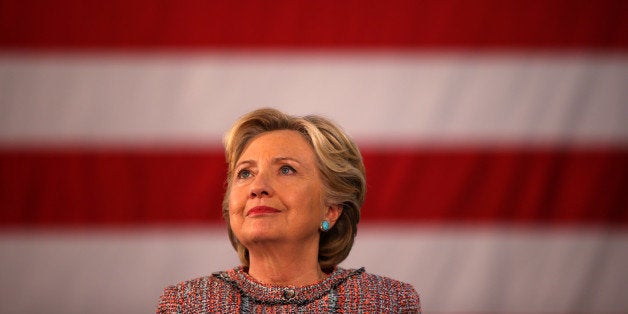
[246,206,281,217]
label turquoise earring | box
[320,220,330,232]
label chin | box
[237,227,281,245]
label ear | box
[325,204,343,227]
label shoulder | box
[340,268,421,313]
[156,274,233,314]
[344,268,419,298]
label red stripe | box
[1,147,626,226]
[1,0,626,50]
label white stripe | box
[0,225,625,313]
[1,52,626,146]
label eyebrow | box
[272,157,301,164]
[234,157,302,169]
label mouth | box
[246,206,281,217]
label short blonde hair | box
[222,108,366,271]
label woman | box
[157,108,421,313]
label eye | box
[279,165,296,175]
[236,169,252,179]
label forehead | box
[239,130,315,161]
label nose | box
[249,172,274,198]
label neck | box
[246,239,326,286]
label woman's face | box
[228,130,332,248]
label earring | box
[320,220,330,232]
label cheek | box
[289,186,324,215]
[227,187,247,215]
[227,194,244,232]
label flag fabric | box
[1,1,627,313]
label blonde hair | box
[222,108,366,271]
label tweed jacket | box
[157,266,420,313]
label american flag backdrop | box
[1,1,627,313]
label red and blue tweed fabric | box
[157,266,420,313]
